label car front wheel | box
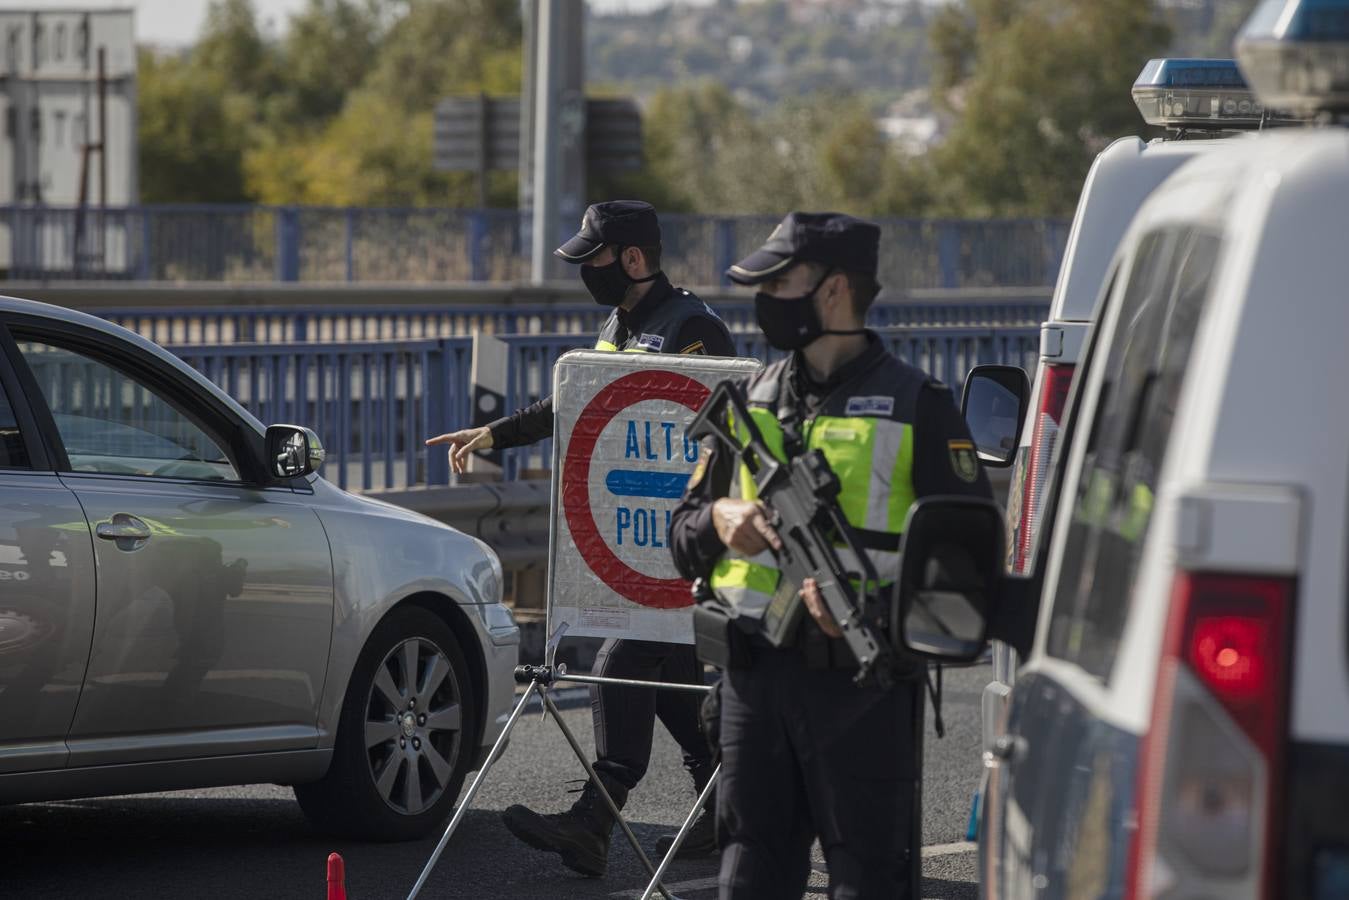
[295,605,476,841]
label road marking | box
[922,841,977,858]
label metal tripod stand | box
[407,662,719,900]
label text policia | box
[610,416,700,550]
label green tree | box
[137,0,526,205]
[242,0,523,206]
[929,0,1170,216]
[360,0,523,114]
[137,48,254,202]
[245,90,469,206]
[136,0,274,202]
[273,0,389,126]
[615,83,928,217]
[623,82,749,212]
[929,1,982,106]
[193,0,277,97]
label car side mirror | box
[961,365,1030,467]
[894,496,1005,663]
[266,425,326,479]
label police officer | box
[427,200,734,876]
[670,212,993,899]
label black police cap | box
[554,200,662,263]
[727,212,880,285]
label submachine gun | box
[687,380,895,688]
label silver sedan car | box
[0,297,518,840]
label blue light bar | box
[1136,58,1250,89]
[1132,58,1270,129]
[1237,0,1349,115]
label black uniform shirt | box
[487,275,735,449]
[670,334,993,582]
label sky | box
[0,0,676,47]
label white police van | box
[979,57,1297,797]
[893,1,1349,896]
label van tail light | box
[1009,362,1074,574]
[1126,572,1293,900]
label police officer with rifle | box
[669,212,993,899]
[428,200,734,877]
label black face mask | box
[581,247,660,307]
[754,288,820,350]
[754,268,865,351]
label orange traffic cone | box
[327,852,346,900]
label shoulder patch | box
[845,395,895,417]
[948,439,980,484]
[679,340,706,355]
[686,455,709,492]
[636,333,665,351]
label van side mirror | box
[961,365,1030,467]
[266,425,326,479]
[893,496,1005,663]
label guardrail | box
[165,325,1038,491]
[92,294,1051,348]
[170,338,473,492]
[485,327,1040,479]
[4,204,1071,290]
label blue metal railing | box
[494,327,1041,479]
[171,338,474,492]
[165,326,1037,491]
[5,204,1071,289]
[105,303,609,346]
[499,333,587,479]
[97,296,1051,349]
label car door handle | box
[96,514,152,545]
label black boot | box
[501,774,629,877]
[655,766,718,859]
[654,797,717,858]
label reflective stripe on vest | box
[709,550,779,619]
[594,339,656,353]
[710,401,914,616]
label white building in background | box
[0,8,138,207]
[878,113,940,156]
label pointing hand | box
[425,427,494,475]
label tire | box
[295,605,477,841]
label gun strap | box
[777,347,891,458]
[853,528,903,552]
[776,367,808,458]
[926,663,946,739]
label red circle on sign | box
[563,370,711,609]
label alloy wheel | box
[363,637,464,816]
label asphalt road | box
[0,664,989,900]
